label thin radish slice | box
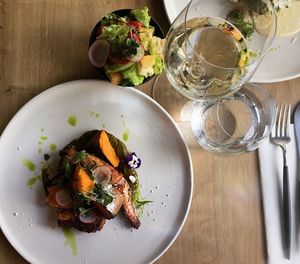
[55,189,72,207]
[79,210,97,224]
[126,45,144,62]
[89,39,110,68]
[92,166,112,185]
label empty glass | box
[191,83,276,154]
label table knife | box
[294,103,300,181]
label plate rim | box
[0,79,194,264]
[162,0,300,83]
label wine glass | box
[154,0,277,154]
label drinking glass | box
[154,0,277,153]
[191,83,276,154]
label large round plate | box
[0,80,193,264]
[163,0,300,83]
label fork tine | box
[272,105,278,135]
[278,105,283,137]
[282,104,287,137]
[285,104,291,137]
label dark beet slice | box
[88,39,110,68]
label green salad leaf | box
[129,7,151,28]
[122,64,144,86]
[100,24,129,43]
[153,55,163,75]
[101,13,120,26]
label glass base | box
[191,84,276,155]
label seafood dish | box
[42,130,147,233]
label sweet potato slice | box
[99,130,120,168]
[73,165,94,193]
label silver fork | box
[270,104,291,259]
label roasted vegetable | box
[99,130,120,168]
[73,165,94,193]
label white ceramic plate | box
[163,0,300,83]
[0,80,193,264]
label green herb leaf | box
[77,193,93,205]
[74,150,87,162]
[101,13,121,26]
[78,206,94,216]
[135,200,153,209]
[123,38,139,57]
[93,185,114,206]
[82,160,97,180]
[65,162,72,178]
[79,185,114,207]
[55,161,73,186]
[227,9,254,39]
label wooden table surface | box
[1,1,300,263]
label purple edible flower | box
[125,152,141,169]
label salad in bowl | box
[89,7,165,86]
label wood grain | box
[1,0,300,263]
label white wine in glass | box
[163,0,276,101]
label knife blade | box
[294,103,300,181]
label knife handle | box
[283,164,291,259]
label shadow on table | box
[0,230,28,264]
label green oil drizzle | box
[38,147,42,154]
[68,115,77,127]
[26,175,42,189]
[40,136,48,141]
[38,141,42,145]
[40,128,45,132]
[120,114,129,141]
[49,143,57,151]
[121,114,126,127]
[102,124,106,128]
[22,159,36,171]
[62,227,77,255]
[123,129,129,142]
[89,111,100,118]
